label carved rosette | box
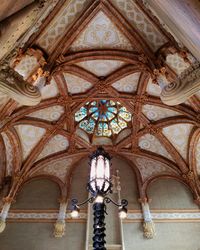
[160,62,200,105]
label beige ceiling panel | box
[162,124,193,160]
[111,0,167,51]
[63,73,93,94]
[40,78,59,100]
[146,79,161,97]
[76,60,125,77]
[195,136,200,175]
[31,158,74,183]
[139,133,174,161]
[15,125,46,160]
[142,104,181,121]
[132,156,177,182]
[36,134,69,161]
[112,72,140,93]
[1,132,13,176]
[28,106,65,122]
[70,11,133,51]
[36,0,92,52]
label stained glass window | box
[75,100,132,137]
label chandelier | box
[71,147,128,250]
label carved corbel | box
[139,198,155,239]
[160,62,200,105]
[0,47,50,106]
[0,64,41,106]
[0,196,14,233]
[54,199,68,238]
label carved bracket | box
[0,66,41,106]
[160,62,200,105]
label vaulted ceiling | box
[0,0,200,201]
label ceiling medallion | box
[75,100,132,137]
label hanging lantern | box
[88,147,112,196]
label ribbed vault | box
[0,0,199,205]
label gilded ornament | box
[54,220,66,238]
[143,221,155,239]
[0,219,6,233]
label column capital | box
[161,62,200,105]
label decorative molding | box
[161,62,200,105]
[0,65,41,106]
[5,210,200,223]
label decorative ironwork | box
[70,147,128,250]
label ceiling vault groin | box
[0,0,199,235]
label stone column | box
[54,200,67,238]
[140,199,155,239]
[0,198,12,233]
[146,0,200,61]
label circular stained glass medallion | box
[75,100,132,137]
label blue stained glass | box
[91,101,97,106]
[100,114,107,121]
[118,118,127,129]
[107,107,117,114]
[89,107,98,113]
[75,107,87,122]
[75,99,132,138]
[106,111,115,121]
[109,100,115,106]
[110,119,121,134]
[119,110,132,122]
[101,100,107,104]
[92,111,99,120]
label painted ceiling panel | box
[112,72,140,93]
[36,134,69,161]
[142,104,181,121]
[132,156,177,182]
[146,79,161,97]
[63,73,93,94]
[15,125,46,160]
[40,78,59,100]
[196,136,200,175]
[138,133,174,161]
[162,124,193,160]
[28,106,65,122]
[166,53,190,75]
[93,137,113,146]
[76,129,90,144]
[31,157,74,183]
[70,11,133,51]
[111,0,167,51]
[76,60,125,77]
[2,132,13,176]
[37,0,92,52]
[116,128,131,144]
